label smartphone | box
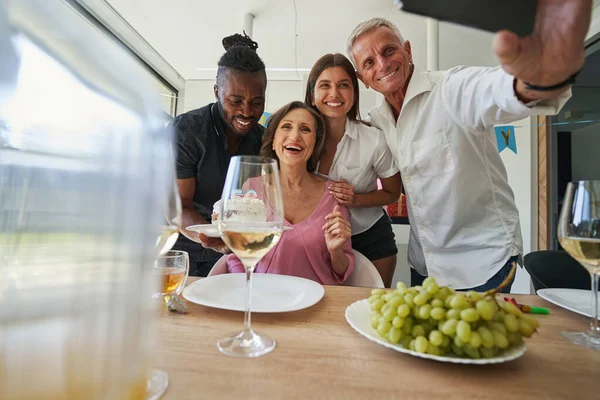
[396,0,537,38]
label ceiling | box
[105,0,427,80]
[105,0,600,83]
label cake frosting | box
[212,198,266,223]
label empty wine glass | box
[147,146,183,398]
[558,180,600,350]
[217,156,284,358]
[155,150,182,256]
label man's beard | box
[217,100,253,135]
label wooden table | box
[157,278,599,399]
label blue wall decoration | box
[494,125,517,154]
[259,112,272,127]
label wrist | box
[524,68,582,92]
[350,194,361,208]
[515,67,581,102]
[328,245,341,256]
[514,78,568,103]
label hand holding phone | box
[397,0,536,37]
[397,0,592,98]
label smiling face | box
[351,26,413,97]
[214,69,266,136]
[272,108,318,169]
[312,66,355,121]
[305,54,362,123]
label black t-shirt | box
[172,102,264,220]
[171,102,263,271]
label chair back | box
[209,250,385,288]
[523,250,590,292]
[207,255,228,276]
[343,250,384,288]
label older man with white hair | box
[346,1,592,291]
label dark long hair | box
[260,101,326,172]
[304,53,363,122]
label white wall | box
[571,122,600,181]
[391,225,411,287]
[180,80,212,114]
[498,118,535,294]
[438,22,498,69]
[587,3,600,41]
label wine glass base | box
[217,330,276,358]
[562,331,600,351]
[146,368,169,400]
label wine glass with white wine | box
[217,156,284,358]
[558,180,600,350]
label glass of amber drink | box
[153,250,189,301]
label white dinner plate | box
[185,225,292,238]
[185,224,220,237]
[182,273,325,313]
[537,288,598,319]
[345,299,527,365]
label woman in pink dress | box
[215,101,355,284]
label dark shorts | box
[351,214,398,262]
[171,235,222,277]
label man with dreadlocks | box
[172,33,267,276]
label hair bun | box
[222,32,259,52]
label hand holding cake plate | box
[185,224,221,238]
[186,197,291,238]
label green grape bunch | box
[367,267,540,359]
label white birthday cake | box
[212,197,266,223]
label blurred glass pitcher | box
[0,0,174,398]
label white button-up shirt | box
[369,66,570,289]
[317,119,398,235]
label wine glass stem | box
[243,267,253,336]
[590,272,600,339]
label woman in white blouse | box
[305,53,402,287]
